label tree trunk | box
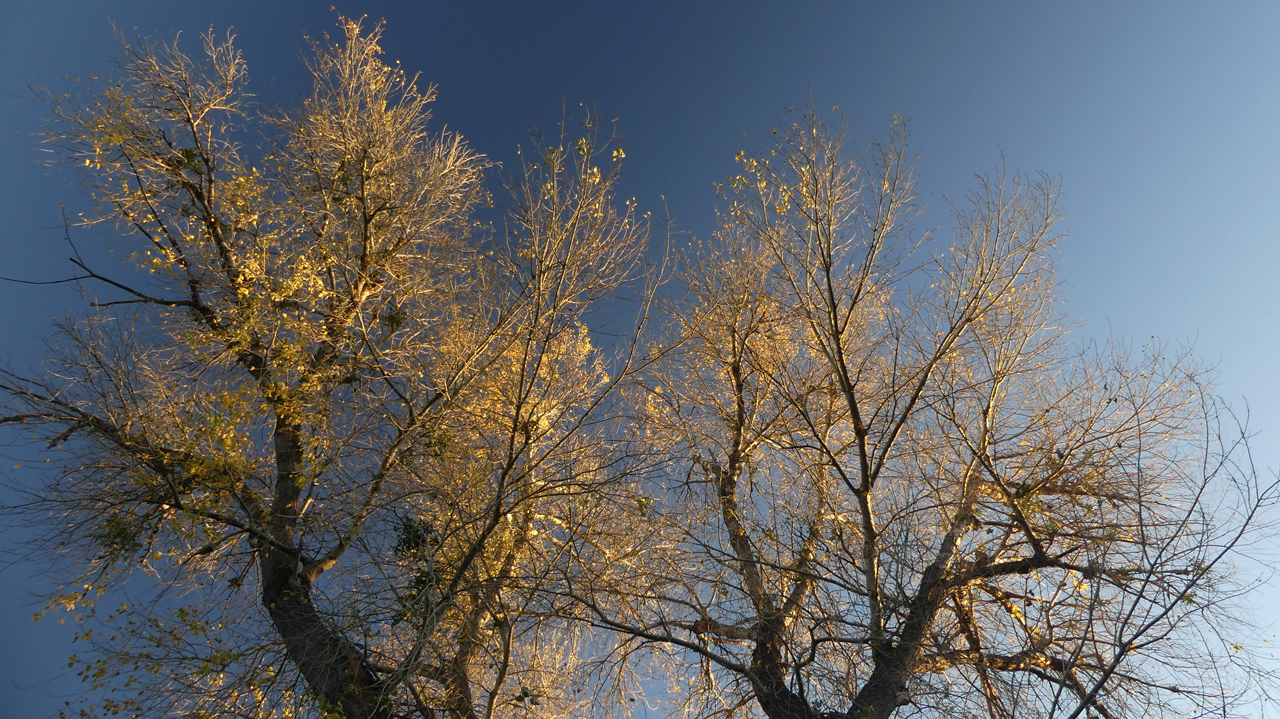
[750,616,822,719]
[261,417,392,719]
[846,660,911,719]
[261,552,392,719]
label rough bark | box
[750,616,822,719]
[261,418,392,719]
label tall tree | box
[5,20,1275,719]
[3,20,649,719]
[583,111,1275,719]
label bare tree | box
[584,110,1276,719]
[3,20,650,719]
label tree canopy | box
[2,19,1275,719]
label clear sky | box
[2,2,1279,716]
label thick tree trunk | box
[750,615,824,719]
[261,417,392,719]
[261,549,392,719]
[846,660,911,719]
[751,647,819,719]
[845,518,966,719]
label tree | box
[3,20,651,719]
[579,111,1276,719]
[4,19,1275,719]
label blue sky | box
[2,2,1279,715]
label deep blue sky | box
[3,2,1279,716]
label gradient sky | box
[3,2,1279,716]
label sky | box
[2,1,1279,716]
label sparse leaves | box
[6,18,647,719]
[4,23,1275,719]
